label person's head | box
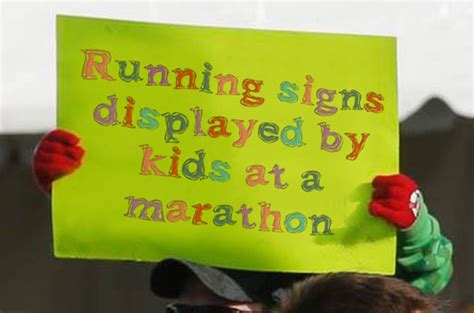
[150,259,306,313]
[166,273,266,313]
[278,272,440,313]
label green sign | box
[55,15,398,273]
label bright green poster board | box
[55,15,398,273]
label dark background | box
[0,98,472,312]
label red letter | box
[173,68,198,89]
[192,203,212,225]
[169,146,181,178]
[345,133,370,161]
[208,116,231,138]
[122,96,136,128]
[364,92,384,113]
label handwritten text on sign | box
[56,16,398,273]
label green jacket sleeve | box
[395,197,453,295]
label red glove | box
[33,129,85,193]
[369,174,422,229]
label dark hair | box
[278,273,440,313]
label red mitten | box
[369,174,422,229]
[33,129,85,193]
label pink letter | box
[232,119,257,148]
[259,202,282,232]
[82,49,115,80]
[139,144,167,175]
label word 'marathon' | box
[124,196,333,236]
[82,49,385,115]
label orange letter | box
[345,133,370,161]
[240,79,264,107]
[302,75,314,105]
[122,96,136,128]
[173,68,198,89]
[364,92,384,113]
[192,203,212,225]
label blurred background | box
[0,1,473,312]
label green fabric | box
[396,197,454,295]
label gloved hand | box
[369,174,422,229]
[33,129,85,193]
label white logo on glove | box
[409,190,422,217]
